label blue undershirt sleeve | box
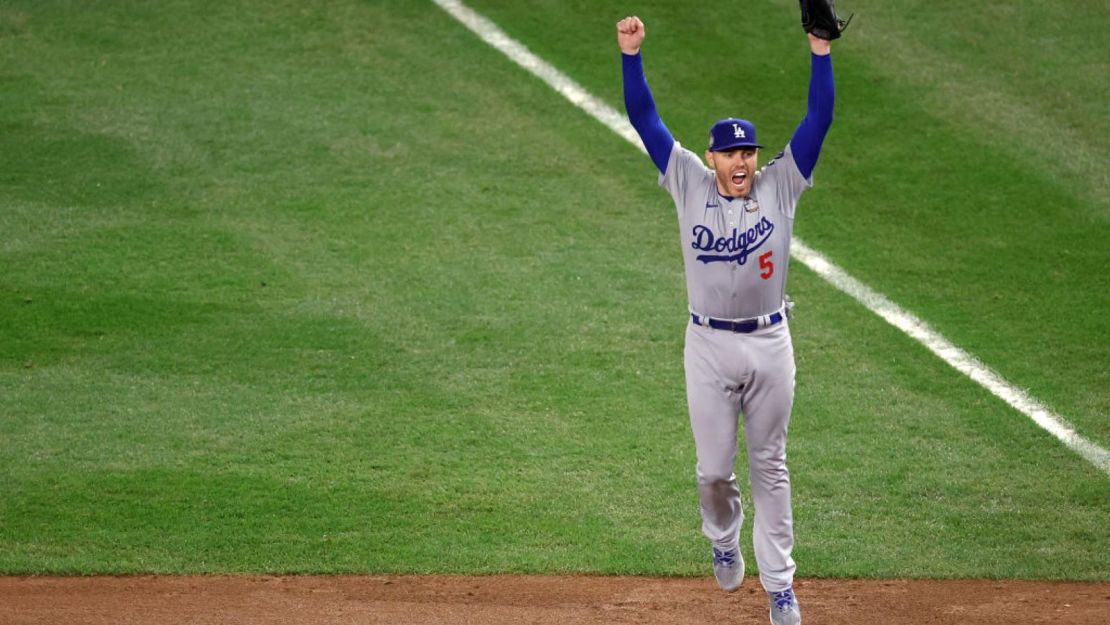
[622,52,675,175]
[789,53,835,180]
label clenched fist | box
[616,16,645,55]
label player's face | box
[706,148,758,198]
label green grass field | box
[1,0,1107,580]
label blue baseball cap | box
[708,118,763,152]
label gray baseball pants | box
[683,320,797,592]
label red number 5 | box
[759,250,774,280]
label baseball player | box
[616,14,836,625]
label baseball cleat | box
[711,545,744,592]
[767,587,801,625]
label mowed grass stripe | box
[847,1,1109,210]
[1,0,695,575]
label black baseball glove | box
[799,0,853,40]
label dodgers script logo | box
[691,217,774,264]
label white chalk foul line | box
[793,242,1110,474]
[432,0,1110,475]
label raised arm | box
[789,34,835,180]
[617,16,674,174]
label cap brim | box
[709,142,763,152]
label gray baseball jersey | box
[660,142,811,320]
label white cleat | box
[711,545,744,592]
[768,587,802,625]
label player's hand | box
[616,16,645,55]
[807,32,831,55]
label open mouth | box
[731,172,747,187]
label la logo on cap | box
[733,123,746,139]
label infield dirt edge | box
[3,574,1108,624]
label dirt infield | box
[2,575,1108,624]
